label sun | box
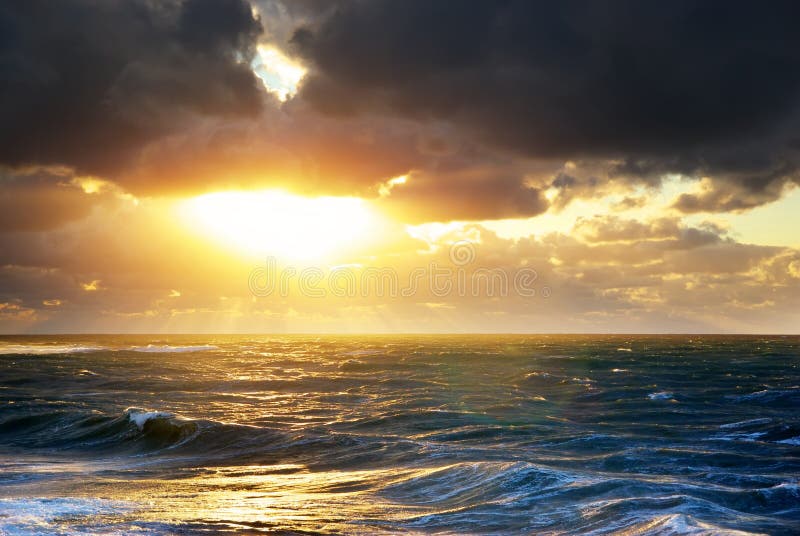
[180,190,376,260]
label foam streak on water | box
[0,335,798,534]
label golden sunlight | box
[180,190,376,260]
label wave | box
[0,408,202,454]
[341,349,383,357]
[0,497,134,535]
[0,407,332,465]
[757,481,800,500]
[719,418,772,430]
[129,344,218,353]
[0,344,105,355]
[382,461,583,509]
[378,463,783,534]
[1,336,798,534]
[730,387,800,404]
[593,513,767,535]
[711,419,800,445]
[126,408,178,429]
[0,343,218,356]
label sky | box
[1,0,799,333]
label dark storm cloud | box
[672,180,790,213]
[292,0,800,210]
[2,0,799,221]
[378,160,548,223]
[0,167,99,232]
[0,0,263,177]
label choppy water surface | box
[0,335,798,535]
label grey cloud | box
[0,0,264,177]
[291,0,800,211]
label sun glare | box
[180,190,375,260]
[251,46,306,101]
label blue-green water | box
[0,335,798,534]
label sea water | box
[0,335,798,534]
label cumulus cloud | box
[574,216,682,243]
[0,196,797,333]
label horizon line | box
[0,332,798,337]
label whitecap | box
[719,418,772,430]
[341,349,382,356]
[130,344,218,353]
[0,344,104,355]
[714,431,767,442]
[0,497,134,535]
[571,377,594,384]
[525,371,553,379]
[126,408,175,430]
[763,481,800,495]
[731,386,799,402]
[603,513,766,535]
[648,391,674,400]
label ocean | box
[0,335,798,535]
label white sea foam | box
[130,344,218,353]
[341,349,382,356]
[764,481,800,496]
[715,431,767,442]
[126,408,175,430]
[732,387,800,402]
[608,513,767,535]
[719,418,772,430]
[525,371,553,379]
[0,497,134,535]
[648,391,674,400]
[0,344,104,355]
[571,377,594,385]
